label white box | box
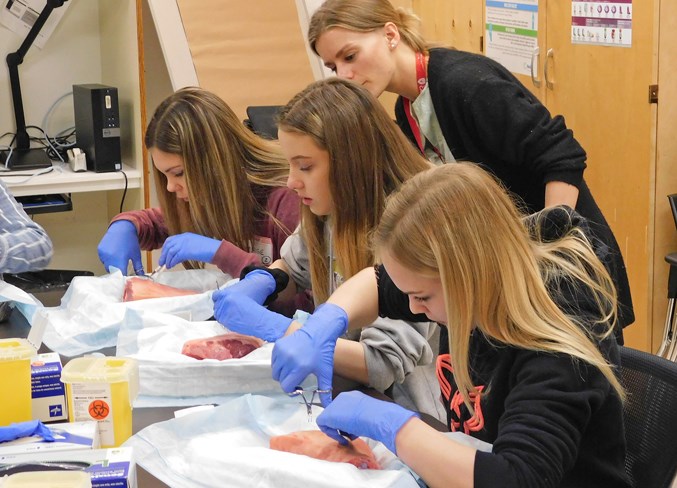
[0,448,136,488]
[31,352,68,422]
[0,421,99,456]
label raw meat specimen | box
[270,430,381,470]
[181,332,264,360]
[122,277,199,301]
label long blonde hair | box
[145,87,290,268]
[308,0,429,55]
[278,78,431,303]
[374,163,625,410]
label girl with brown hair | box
[97,87,299,282]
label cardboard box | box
[0,421,98,456]
[0,447,136,488]
[31,352,68,422]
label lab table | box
[1,305,446,487]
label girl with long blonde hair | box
[272,163,629,487]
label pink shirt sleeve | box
[211,187,300,277]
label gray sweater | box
[281,227,445,421]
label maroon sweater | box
[110,186,300,278]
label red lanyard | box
[403,52,428,154]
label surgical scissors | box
[147,265,166,281]
[288,386,331,423]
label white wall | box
[0,0,144,275]
[0,0,102,140]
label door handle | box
[530,47,541,88]
[544,48,555,89]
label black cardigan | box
[394,48,633,334]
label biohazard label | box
[70,382,115,446]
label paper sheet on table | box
[125,393,423,488]
[37,269,232,357]
[117,309,280,399]
[0,279,43,320]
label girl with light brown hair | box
[212,78,442,417]
[97,87,300,283]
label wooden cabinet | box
[541,1,657,351]
[413,0,676,353]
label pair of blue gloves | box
[213,269,418,455]
[212,269,348,404]
[97,220,221,275]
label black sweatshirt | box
[374,209,630,487]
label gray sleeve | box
[360,317,437,391]
[280,226,312,290]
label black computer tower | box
[73,84,121,173]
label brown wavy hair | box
[145,87,290,268]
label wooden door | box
[653,0,677,354]
[412,0,483,55]
[543,0,658,350]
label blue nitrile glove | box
[0,420,55,443]
[317,390,419,455]
[223,269,277,305]
[213,293,292,342]
[159,232,221,269]
[271,303,348,407]
[97,220,144,276]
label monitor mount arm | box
[4,0,66,170]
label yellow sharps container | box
[0,338,36,426]
[61,356,139,448]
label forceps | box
[288,386,332,423]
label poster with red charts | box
[572,1,632,47]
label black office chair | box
[243,105,283,140]
[657,193,677,359]
[619,345,677,487]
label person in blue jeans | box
[271,164,630,487]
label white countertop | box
[0,162,142,197]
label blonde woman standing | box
[307,0,634,340]
[272,163,629,487]
[97,88,300,285]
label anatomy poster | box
[572,1,632,47]
[485,0,539,76]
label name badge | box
[253,236,274,265]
